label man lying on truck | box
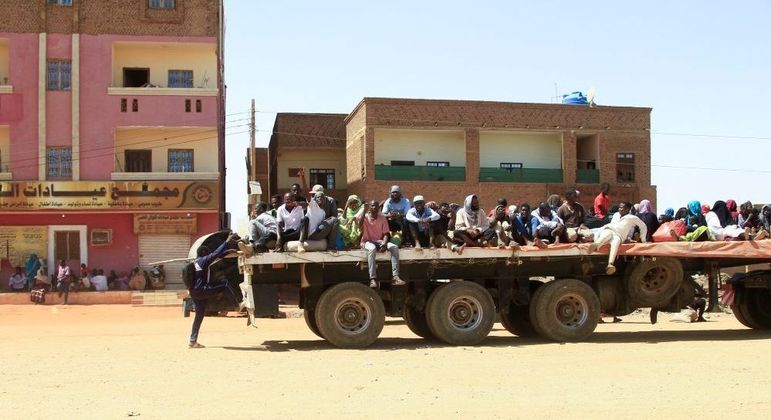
[590,201,648,275]
[406,195,441,250]
[239,202,277,256]
[274,192,306,252]
[358,200,405,288]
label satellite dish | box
[587,86,596,106]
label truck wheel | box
[499,280,543,338]
[731,302,757,329]
[625,258,683,307]
[303,308,323,338]
[425,281,495,345]
[529,279,600,342]
[314,282,385,348]
[404,306,434,339]
[745,288,771,329]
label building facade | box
[0,0,225,288]
[266,97,655,214]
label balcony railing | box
[107,87,217,96]
[374,165,466,182]
[479,167,563,183]
[576,168,600,184]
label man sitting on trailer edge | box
[590,201,648,275]
[358,200,405,289]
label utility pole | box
[250,98,256,183]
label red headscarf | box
[726,199,739,223]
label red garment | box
[726,199,739,223]
[593,193,611,220]
[361,214,390,245]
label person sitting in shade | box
[531,202,567,247]
[488,203,511,248]
[358,200,405,289]
[274,192,305,252]
[406,195,441,250]
[90,269,109,292]
[590,201,648,275]
[382,185,411,246]
[451,194,496,254]
[8,267,25,292]
[297,190,339,252]
[239,202,278,256]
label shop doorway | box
[47,226,87,278]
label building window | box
[123,68,150,88]
[48,0,73,6]
[616,152,635,182]
[309,169,335,190]
[168,149,194,172]
[426,161,449,167]
[47,60,71,91]
[47,147,72,179]
[125,150,152,172]
[55,231,80,261]
[500,162,523,171]
[390,160,415,166]
[149,0,175,9]
[168,70,193,88]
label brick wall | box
[0,0,219,36]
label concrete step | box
[130,291,185,307]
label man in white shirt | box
[406,195,441,249]
[297,191,339,252]
[274,192,305,251]
[590,201,648,274]
[90,269,109,291]
[239,202,278,255]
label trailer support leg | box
[705,261,721,313]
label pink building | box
[0,0,225,288]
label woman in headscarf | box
[726,199,739,224]
[636,200,659,242]
[659,208,675,224]
[701,203,710,215]
[760,205,771,233]
[338,195,363,248]
[24,253,42,291]
[680,200,711,241]
[705,200,745,240]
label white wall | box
[479,131,562,169]
[374,129,466,166]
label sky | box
[223,1,771,231]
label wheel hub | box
[642,267,670,293]
[554,293,588,328]
[447,297,482,330]
[335,299,370,335]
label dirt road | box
[1,305,769,419]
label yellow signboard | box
[0,181,219,211]
[0,226,47,267]
[134,214,198,234]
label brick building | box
[0,0,225,288]
[264,97,655,213]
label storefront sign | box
[0,181,218,211]
[0,226,47,267]
[133,214,198,235]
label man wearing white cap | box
[406,195,440,249]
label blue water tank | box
[562,91,589,105]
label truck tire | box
[529,278,600,342]
[425,281,495,345]
[731,302,757,329]
[314,282,385,348]
[499,280,543,338]
[303,308,323,338]
[404,306,434,339]
[625,258,684,307]
[744,288,771,329]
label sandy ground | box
[1,305,770,420]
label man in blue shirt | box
[189,232,238,348]
[509,203,535,247]
[405,195,441,249]
[382,185,411,245]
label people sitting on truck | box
[658,207,675,224]
[760,205,771,235]
[310,185,338,218]
[433,202,456,248]
[609,201,640,241]
[590,201,648,275]
[705,200,746,241]
[509,203,535,247]
[274,192,305,252]
[636,199,659,242]
[488,203,511,248]
[557,189,590,243]
[297,191,339,252]
[450,194,496,253]
[382,185,411,246]
[406,195,441,250]
[737,201,767,240]
[677,200,711,242]
[358,200,404,288]
[339,195,364,249]
[239,202,278,256]
[531,202,567,247]
[269,194,283,218]
[726,199,739,224]
[487,197,508,218]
